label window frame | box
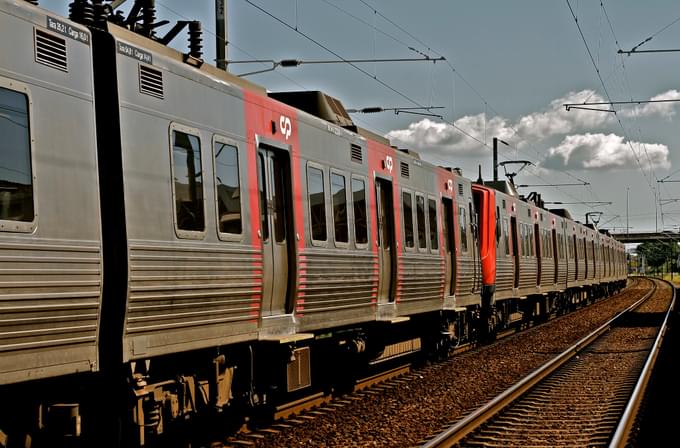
[330,168,349,248]
[0,78,37,233]
[169,122,206,240]
[306,162,328,247]
[350,174,369,250]
[415,192,428,252]
[212,134,244,242]
[427,196,439,253]
[502,218,510,256]
[459,206,468,253]
[401,188,415,251]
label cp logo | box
[447,179,453,191]
[280,115,292,140]
[384,155,393,173]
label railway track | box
[422,278,675,448]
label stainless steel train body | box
[0,0,102,384]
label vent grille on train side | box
[458,183,464,196]
[400,161,410,178]
[350,144,363,163]
[139,65,164,99]
[34,29,68,72]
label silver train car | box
[0,1,627,446]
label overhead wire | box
[600,0,668,229]
[155,0,308,90]
[352,0,599,201]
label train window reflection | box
[331,173,348,243]
[428,198,438,251]
[172,129,204,232]
[352,178,367,245]
[459,207,468,253]
[308,166,327,241]
[416,194,426,249]
[214,142,241,234]
[0,87,33,223]
[402,191,414,248]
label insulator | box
[91,0,107,27]
[188,21,203,59]
[141,0,157,37]
[69,0,94,25]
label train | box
[0,1,627,446]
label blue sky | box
[40,1,680,233]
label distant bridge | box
[610,231,680,243]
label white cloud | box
[620,89,680,119]
[384,89,675,172]
[542,133,670,171]
[385,114,514,158]
[516,90,612,140]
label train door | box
[257,144,295,316]
[375,178,395,303]
[470,201,481,293]
[442,197,456,296]
[552,229,558,284]
[583,237,588,278]
[534,223,541,285]
[572,235,578,280]
[511,217,519,288]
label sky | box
[39,0,680,234]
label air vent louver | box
[400,162,410,178]
[350,144,363,164]
[35,29,67,72]
[139,65,164,99]
[458,184,464,196]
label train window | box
[352,177,368,246]
[428,198,438,251]
[331,172,348,244]
[308,166,327,242]
[402,191,414,248]
[416,194,427,249]
[459,207,468,252]
[503,219,510,256]
[258,154,269,241]
[0,86,34,227]
[213,140,242,235]
[172,128,205,234]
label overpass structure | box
[610,231,680,244]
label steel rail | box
[609,279,677,447]
[422,277,657,448]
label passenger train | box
[0,1,627,446]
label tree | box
[636,241,679,272]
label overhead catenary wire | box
[565,0,657,213]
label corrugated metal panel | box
[496,257,514,292]
[540,259,554,287]
[577,259,586,281]
[0,240,101,353]
[397,254,443,302]
[456,254,480,295]
[556,260,568,286]
[297,250,377,314]
[518,258,537,289]
[126,242,261,334]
